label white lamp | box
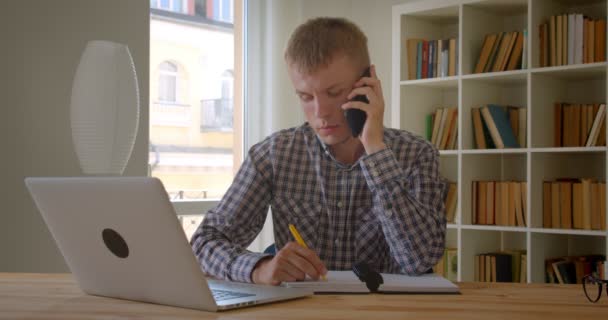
[70,40,140,175]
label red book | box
[422,41,429,79]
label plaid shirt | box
[191,123,447,283]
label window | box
[150,0,185,13]
[158,61,178,103]
[201,70,233,131]
[149,0,242,231]
[211,0,233,23]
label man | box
[191,17,447,286]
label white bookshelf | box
[392,0,608,283]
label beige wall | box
[0,0,149,272]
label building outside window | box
[150,0,242,238]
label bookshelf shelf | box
[461,69,528,84]
[530,147,607,153]
[529,227,607,236]
[393,0,608,283]
[400,76,458,88]
[530,62,607,79]
[439,150,459,156]
[461,224,528,233]
[461,148,528,154]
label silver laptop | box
[25,176,311,311]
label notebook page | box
[281,271,367,293]
[379,273,459,293]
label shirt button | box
[371,169,379,177]
[337,201,343,208]
[334,239,339,246]
[368,161,375,168]
[385,210,392,217]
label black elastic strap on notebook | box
[352,262,384,293]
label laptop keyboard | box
[211,289,256,302]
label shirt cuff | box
[228,252,273,283]
[359,148,404,188]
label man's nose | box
[313,96,334,118]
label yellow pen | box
[288,224,327,281]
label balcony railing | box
[200,98,233,131]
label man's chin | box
[317,134,351,146]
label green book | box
[425,113,433,141]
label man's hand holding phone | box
[342,64,387,155]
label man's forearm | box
[359,147,447,274]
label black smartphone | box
[345,67,371,137]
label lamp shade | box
[70,40,140,175]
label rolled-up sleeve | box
[190,141,274,283]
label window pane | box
[150,0,241,201]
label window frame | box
[158,61,179,103]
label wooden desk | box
[1,273,606,319]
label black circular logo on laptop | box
[102,228,129,258]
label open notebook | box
[282,271,459,294]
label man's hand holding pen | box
[251,224,327,286]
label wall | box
[0,0,149,272]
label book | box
[446,248,458,282]
[552,260,577,284]
[282,271,459,294]
[568,14,575,65]
[475,33,498,73]
[596,19,606,62]
[407,38,424,80]
[448,38,457,76]
[472,107,486,149]
[430,108,443,146]
[559,181,572,229]
[425,113,433,141]
[551,182,561,228]
[481,104,520,148]
[585,104,606,146]
[543,181,552,228]
[572,182,584,229]
[445,182,457,223]
[582,178,593,229]
[540,23,547,67]
[506,31,523,71]
[575,14,584,65]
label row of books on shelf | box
[444,182,457,223]
[426,107,458,150]
[472,104,526,149]
[474,30,526,74]
[542,179,606,230]
[554,103,606,147]
[539,14,606,68]
[475,250,527,283]
[472,181,527,227]
[545,255,605,284]
[406,38,458,80]
[433,248,458,282]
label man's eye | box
[299,94,313,102]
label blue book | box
[481,104,520,148]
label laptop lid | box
[26,177,312,311]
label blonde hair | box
[284,17,370,74]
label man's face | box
[287,54,361,146]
